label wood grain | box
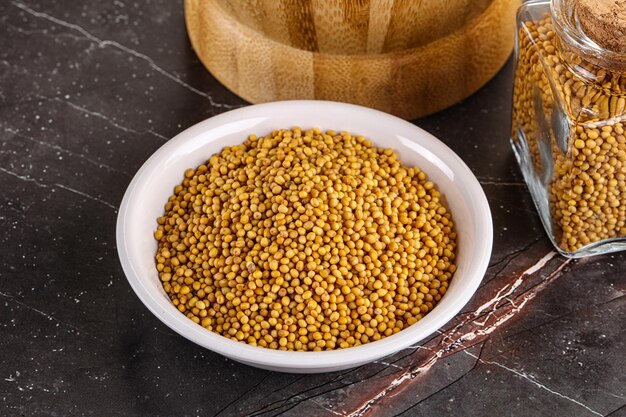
[186,0,520,119]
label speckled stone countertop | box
[1,1,624,416]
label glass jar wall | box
[511,0,626,257]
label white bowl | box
[116,100,492,373]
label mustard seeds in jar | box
[511,0,626,256]
[153,128,457,351]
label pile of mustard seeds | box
[154,128,456,351]
[513,16,626,252]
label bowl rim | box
[116,100,493,370]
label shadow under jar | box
[512,0,626,257]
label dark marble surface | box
[1,1,624,416]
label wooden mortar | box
[185,0,520,119]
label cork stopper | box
[577,0,626,53]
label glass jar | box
[511,0,626,257]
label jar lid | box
[577,0,626,53]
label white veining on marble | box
[308,398,347,417]
[47,95,169,141]
[346,254,570,417]
[0,166,117,210]
[457,256,571,345]
[372,360,403,370]
[0,290,108,345]
[12,1,238,110]
[590,389,626,401]
[464,351,603,417]
[2,126,132,178]
[0,166,54,188]
[53,183,117,210]
[474,251,558,316]
[0,16,87,44]
[346,349,444,417]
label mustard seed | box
[512,15,626,252]
[154,128,457,351]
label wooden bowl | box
[185,0,520,119]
